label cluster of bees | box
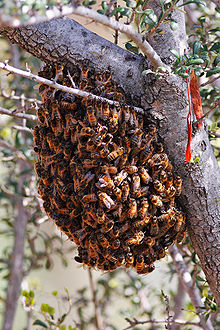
[34,63,186,274]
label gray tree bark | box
[0,5,219,309]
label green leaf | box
[216,197,220,202]
[52,290,58,296]
[193,41,202,54]
[170,19,178,31]
[206,67,220,77]
[213,56,220,67]
[33,320,48,328]
[125,0,136,8]
[188,58,204,65]
[178,0,206,7]
[209,42,220,53]
[195,275,205,282]
[142,69,154,75]
[169,48,180,59]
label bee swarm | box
[34,63,186,274]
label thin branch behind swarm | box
[0,61,144,115]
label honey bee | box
[114,170,128,186]
[69,208,80,220]
[150,217,159,236]
[174,212,185,232]
[96,232,109,249]
[166,186,176,198]
[61,101,77,112]
[94,208,104,224]
[83,159,100,169]
[80,127,95,137]
[101,220,114,233]
[87,106,97,127]
[104,251,118,265]
[82,193,98,204]
[110,108,119,127]
[174,176,182,196]
[98,174,115,189]
[160,170,167,183]
[80,63,89,81]
[137,264,155,275]
[100,101,110,121]
[101,165,118,175]
[135,254,144,272]
[139,198,149,218]
[154,180,165,195]
[115,253,125,267]
[123,136,131,154]
[98,192,115,209]
[107,147,124,162]
[132,173,141,194]
[125,253,134,267]
[54,177,69,195]
[33,125,41,146]
[125,166,138,174]
[176,231,186,243]
[126,231,144,245]
[131,128,143,148]
[80,171,95,188]
[113,187,122,201]
[65,113,78,130]
[35,161,43,177]
[165,171,173,189]
[112,239,120,250]
[118,153,128,168]
[151,195,163,208]
[102,133,113,144]
[121,181,130,202]
[127,199,137,219]
[139,167,151,184]
[109,226,119,238]
[55,64,64,83]
[140,145,154,164]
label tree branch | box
[169,245,214,330]
[71,6,166,69]
[2,158,30,330]
[0,61,144,114]
[0,105,37,121]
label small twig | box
[0,61,144,114]
[12,125,32,133]
[0,105,37,121]
[146,0,179,40]
[72,6,166,69]
[169,245,214,330]
[194,100,220,126]
[88,269,102,330]
[161,291,172,330]
[200,75,220,87]
[0,89,41,104]
[122,318,203,330]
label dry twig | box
[0,61,144,115]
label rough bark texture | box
[0,8,220,307]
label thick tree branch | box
[0,3,219,307]
[71,6,166,69]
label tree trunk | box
[1,6,219,307]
